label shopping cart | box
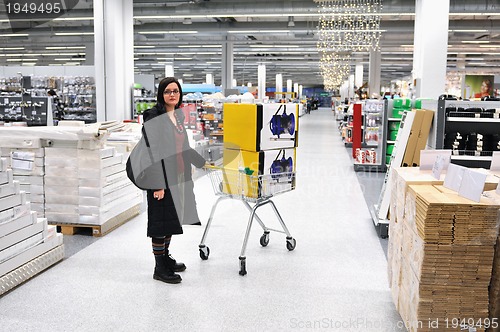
[199,165,296,276]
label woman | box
[135,77,206,284]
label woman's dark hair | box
[156,77,183,108]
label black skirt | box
[146,189,183,237]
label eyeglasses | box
[164,89,180,95]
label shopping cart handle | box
[203,163,217,170]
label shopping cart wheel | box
[199,245,210,260]
[286,237,296,251]
[259,231,270,247]
[239,256,247,276]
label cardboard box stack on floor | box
[387,168,500,331]
[483,190,500,332]
[389,181,500,332]
[0,156,64,296]
[222,103,298,199]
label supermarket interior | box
[1,1,500,331]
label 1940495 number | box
[6,2,62,14]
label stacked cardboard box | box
[483,190,500,332]
[44,146,142,226]
[391,184,500,332]
[222,103,298,199]
[0,157,64,296]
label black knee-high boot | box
[154,255,181,284]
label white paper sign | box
[432,154,449,180]
[490,151,500,171]
[443,163,466,192]
[420,150,451,171]
[458,169,487,202]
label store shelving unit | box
[434,99,500,168]
[353,99,388,172]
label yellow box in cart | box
[221,147,296,198]
[223,103,298,152]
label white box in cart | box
[45,204,78,214]
[44,176,78,187]
[44,166,78,178]
[44,185,79,196]
[78,171,125,188]
[44,157,77,167]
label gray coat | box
[126,105,206,236]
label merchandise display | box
[434,99,500,168]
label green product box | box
[388,121,400,131]
[391,108,405,118]
[386,155,391,165]
[393,98,410,108]
[386,144,395,155]
[389,130,398,141]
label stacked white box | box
[44,146,142,226]
[0,157,63,291]
[0,147,46,217]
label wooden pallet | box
[51,204,141,237]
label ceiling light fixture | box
[288,16,295,27]
[183,17,192,25]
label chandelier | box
[315,0,383,90]
[319,52,351,91]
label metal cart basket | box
[199,165,296,275]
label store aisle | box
[0,108,405,332]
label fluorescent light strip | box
[138,31,198,34]
[0,47,25,50]
[462,41,489,44]
[228,30,291,33]
[134,13,416,20]
[54,17,93,21]
[449,29,488,32]
[134,45,156,48]
[55,32,94,36]
[177,45,220,48]
[249,45,300,48]
[46,46,85,49]
[0,34,29,37]
[479,45,500,48]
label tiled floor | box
[0,108,405,331]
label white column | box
[165,63,174,77]
[93,0,134,121]
[232,79,237,88]
[257,63,266,100]
[221,37,234,91]
[286,79,292,92]
[299,85,303,99]
[355,63,363,89]
[293,83,299,98]
[276,74,283,93]
[413,0,450,99]
[206,73,213,85]
[369,50,381,98]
